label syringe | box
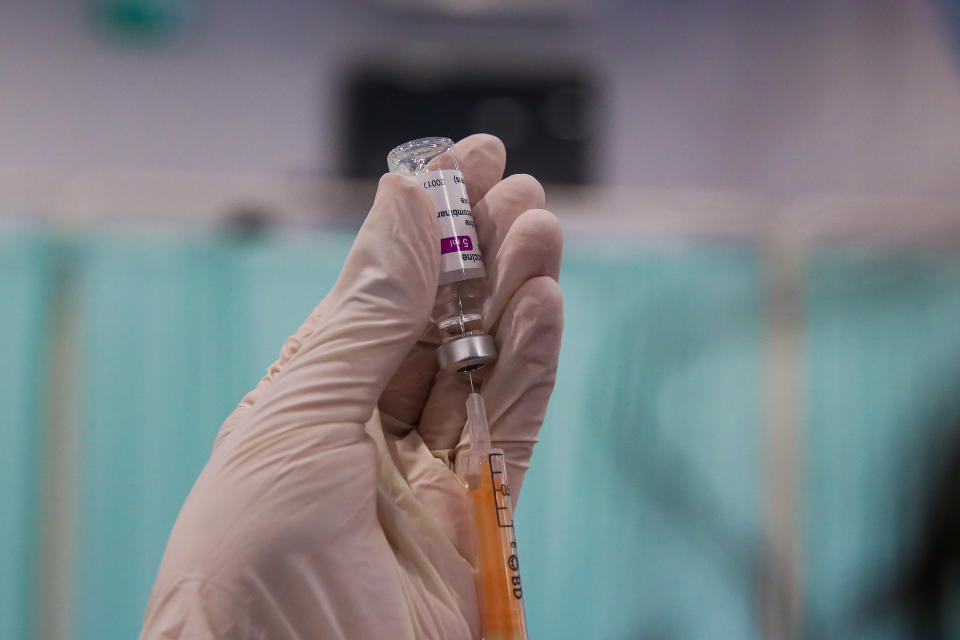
[387,137,526,636]
[457,385,529,640]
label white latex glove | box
[140,134,563,640]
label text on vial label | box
[419,169,486,282]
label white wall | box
[598,0,960,198]
[2,0,960,198]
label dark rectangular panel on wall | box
[341,68,593,184]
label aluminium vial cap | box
[436,334,498,374]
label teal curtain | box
[76,231,353,639]
[803,249,960,639]
[73,233,765,639]
[518,245,764,639]
[6,228,960,639]
[0,229,54,640]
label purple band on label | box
[440,235,473,254]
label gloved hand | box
[140,134,563,640]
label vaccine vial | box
[387,136,498,374]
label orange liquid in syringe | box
[467,455,528,640]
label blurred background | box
[4,0,960,638]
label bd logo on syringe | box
[508,554,523,600]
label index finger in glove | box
[420,276,563,501]
[417,206,563,452]
[476,275,563,498]
[452,134,507,204]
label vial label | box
[419,169,486,285]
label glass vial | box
[387,136,497,373]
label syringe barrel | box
[461,449,529,640]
